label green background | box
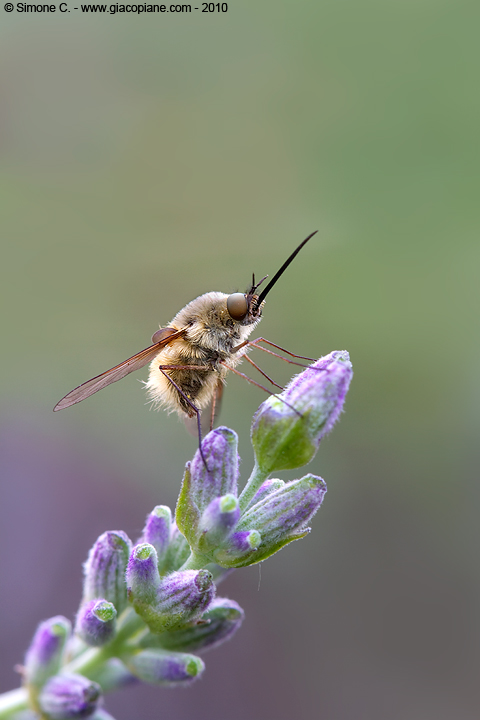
[1,2,479,718]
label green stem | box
[178,552,209,571]
[113,607,145,644]
[238,461,268,512]
[64,609,144,678]
[0,688,29,719]
[63,645,110,678]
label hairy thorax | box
[145,292,261,416]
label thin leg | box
[244,354,283,389]
[222,362,301,417]
[233,338,316,370]
[222,363,275,395]
[250,338,316,362]
[247,343,310,368]
[209,381,222,432]
[158,367,208,469]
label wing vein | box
[53,328,185,411]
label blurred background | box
[1,2,479,718]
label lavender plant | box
[0,351,352,720]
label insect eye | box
[227,293,248,321]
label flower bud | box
[176,428,239,543]
[75,600,117,647]
[24,616,71,690]
[139,506,172,571]
[124,650,204,686]
[38,673,101,719]
[129,567,215,634]
[243,479,285,511]
[213,530,261,568]
[82,531,132,614]
[230,474,327,567]
[251,351,353,473]
[196,495,240,553]
[126,544,161,608]
[151,597,244,653]
[155,570,215,632]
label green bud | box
[251,352,352,474]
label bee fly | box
[54,231,318,447]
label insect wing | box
[53,328,185,412]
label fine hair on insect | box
[54,231,319,463]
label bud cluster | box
[176,427,328,568]
[5,352,352,720]
[177,352,352,567]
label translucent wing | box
[54,328,185,412]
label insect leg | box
[220,362,302,417]
[209,380,223,432]
[158,367,209,469]
[236,337,316,369]
[243,355,283,390]
[251,338,316,361]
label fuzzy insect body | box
[145,292,261,416]
[53,231,317,427]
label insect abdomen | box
[145,345,226,417]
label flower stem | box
[63,645,110,678]
[0,688,29,719]
[238,461,268,512]
[178,552,209,571]
[63,608,145,678]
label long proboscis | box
[256,230,318,306]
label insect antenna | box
[246,273,268,304]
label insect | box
[54,231,318,443]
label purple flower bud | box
[230,474,327,567]
[243,479,285,511]
[24,616,71,689]
[153,597,245,653]
[38,673,101,719]
[139,506,172,570]
[191,428,240,508]
[124,649,204,687]
[153,570,215,632]
[82,531,132,614]
[176,428,239,544]
[251,351,353,473]
[75,600,117,647]
[126,544,161,608]
[213,530,261,568]
[196,495,240,553]
[130,568,215,633]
